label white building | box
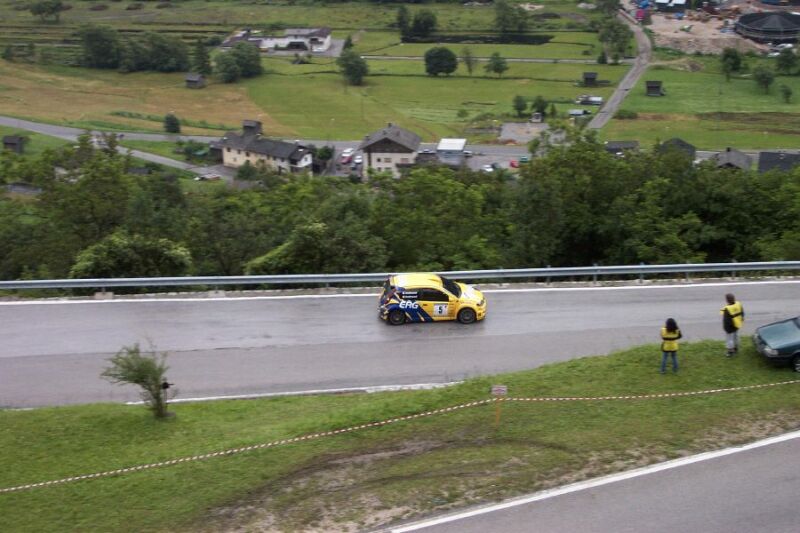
[223,28,332,53]
[358,123,421,178]
[217,120,312,174]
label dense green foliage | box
[424,46,457,76]
[1,133,800,281]
[79,25,189,72]
[336,49,369,85]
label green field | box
[251,58,627,139]
[363,31,602,60]
[2,340,799,531]
[604,56,800,149]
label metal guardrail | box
[1,262,799,291]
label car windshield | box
[439,275,461,297]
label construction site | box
[636,1,789,54]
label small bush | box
[126,2,143,9]
[155,1,173,7]
[89,3,109,10]
[614,109,638,120]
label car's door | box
[417,288,455,321]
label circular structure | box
[736,11,800,43]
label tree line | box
[1,132,798,283]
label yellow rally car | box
[378,273,487,325]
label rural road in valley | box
[1,281,798,407]
[391,432,800,533]
[588,11,652,130]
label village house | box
[604,140,639,156]
[758,151,800,173]
[712,147,752,170]
[217,120,312,173]
[358,124,421,178]
[223,28,332,53]
[645,80,665,97]
[657,138,696,160]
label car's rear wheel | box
[793,354,800,373]
[457,307,476,324]
[388,309,405,326]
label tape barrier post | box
[491,385,508,429]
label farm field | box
[0,56,627,141]
[605,56,800,149]
[250,58,627,140]
[361,31,603,60]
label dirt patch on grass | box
[194,413,800,532]
[649,13,766,55]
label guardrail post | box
[94,286,113,300]
[593,263,598,285]
[546,265,551,286]
[638,262,644,284]
[731,259,737,280]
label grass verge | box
[2,340,800,532]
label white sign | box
[433,303,449,316]
[491,385,508,396]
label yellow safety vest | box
[722,302,744,329]
[661,327,681,352]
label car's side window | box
[418,289,448,302]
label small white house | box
[436,138,467,156]
[223,28,332,53]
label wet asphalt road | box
[1,281,798,407]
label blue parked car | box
[753,317,800,372]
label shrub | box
[89,3,109,10]
[126,2,143,9]
[614,109,638,120]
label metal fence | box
[1,261,799,292]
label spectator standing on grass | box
[660,318,682,374]
[721,293,745,357]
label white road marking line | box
[389,429,800,532]
[0,280,798,306]
[126,382,463,405]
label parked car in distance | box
[463,150,474,157]
[519,155,530,163]
[354,154,363,165]
[753,316,800,371]
[340,148,354,164]
[509,160,519,168]
[481,164,494,172]
[194,173,222,181]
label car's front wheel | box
[793,354,800,373]
[388,309,405,326]
[457,307,476,324]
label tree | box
[776,48,797,75]
[410,9,437,38]
[494,0,528,36]
[531,95,548,115]
[79,25,121,69]
[2,46,13,62]
[513,95,527,117]
[753,65,775,93]
[231,41,263,78]
[192,39,212,75]
[597,50,608,64]
[336,49,369,86]
[164,113,181,134]
[548,102,558,118]
[424,46,457,76]
[598,18,632,58]
[484,52,508,77]
[780,84,793,103]
[596,0,621,15]
[143,32,189,72]
[29,0,66,22]
[461,47,477,76]
[102,344,172,419]
[215,52,241,83]
[720,47,742,81]
[397,5,411,39]
[69,231,192,279]
[343,35,353,50]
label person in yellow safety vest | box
[721,293,745,357]
[660,318,682,374]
